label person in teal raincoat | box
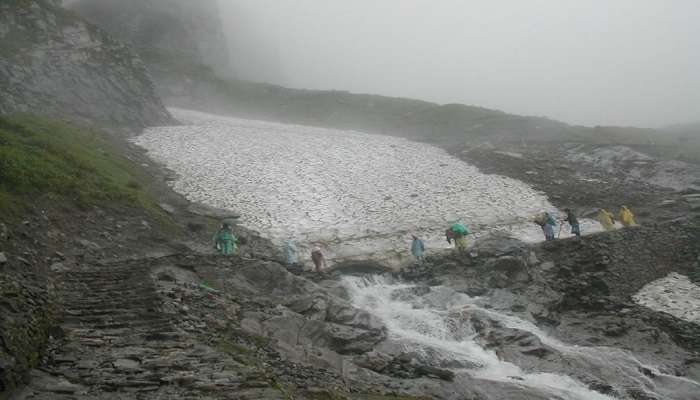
[214,223,238,255]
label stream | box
[342,275,700,400]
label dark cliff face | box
[0,0,172,130]
[68,0,231,77]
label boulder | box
[473,233,529,257]
[50,262,68,272]
[261,311,385,356]
[486,256,530,288]
[355,351,392,372]
[0,252,7,265]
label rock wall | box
[0,0,171,130]
[534,225,698,310]
[69,0,231,77]
[0,224,55,395]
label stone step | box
[60,280,153,289]
[63,312,168,325]
[62,297,160,308]
[60,283,154,291]
[65,308,158,317]
[61,272,145,280]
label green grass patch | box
[0,115,160,219]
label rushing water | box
[342,275,700,400]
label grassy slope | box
[0,115,158,219]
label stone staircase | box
[13,260,285,400]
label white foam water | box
[342,275,700,400]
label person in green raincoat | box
[214,223,238,255]
[446,223,470,255]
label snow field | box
[135,109,597,265]
[633,273,700,324]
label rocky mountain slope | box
[68,0,231,78]
[0,0,171,130]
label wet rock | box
[156,271,177,282]
[355,351,392,372]
[43,382,81,394]
[486,256,530,288]
[379,352,456,382]
[113,358,142,373]
[414,364,455,381]
[77,239,101,250]
[50,262,67,272]
[603,323,628,337]
[539,261,555,271]
[473,233,529,258]
[159,203,176,214]
[390,286,430,301]
[0,252,7,265]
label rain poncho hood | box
[450,223,470,235]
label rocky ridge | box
[0,0,171,129]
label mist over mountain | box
[218,0,700,128]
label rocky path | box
[12,259,284,400]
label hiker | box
[411,234,426,262]
[310,244,327,272]
[563,208,581,239]
[534,212,556,241]
[284,239,298,265]
[598,209,616,231]
[619,206,638,227]
[214,223,238,256]
[446,223,470,254]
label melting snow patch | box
[633,273,700,324]
[135,108,597,263]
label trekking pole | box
[557,221,564,239]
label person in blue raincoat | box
[544,212,557,241]
[284,239,298,265]
[534,212,556,241]
[411,234,426,262]
[214,223,238,255]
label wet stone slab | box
[135,109,583,264]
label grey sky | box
[218,0,700,128]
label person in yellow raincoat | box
[598,209,616,231]
[619,206,638,227]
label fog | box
[219,0,700,128]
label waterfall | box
[342,275,700,400]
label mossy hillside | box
[0,115,161,219]
[156,62,700,157]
